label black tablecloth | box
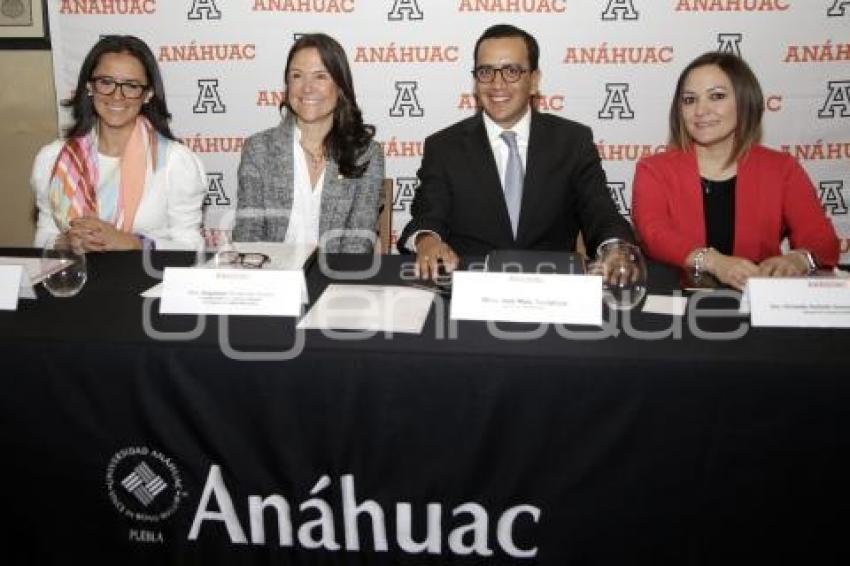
[1,249,848,565]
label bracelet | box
[792,249,817,275]
[692,247,712,276]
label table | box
[1,249,848,565]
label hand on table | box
[67,217,142,252]
[757,253,809,277]
[414,234,458,280]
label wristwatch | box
[793,249,817,275]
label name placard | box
[160,267,306,316]
[748,277,850,328]
[450,271,602,325]
[0,265,23,311]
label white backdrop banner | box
[46,1,850,261]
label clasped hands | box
[696,249,811,291]
[59,217,142,252]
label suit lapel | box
[270,116,295,241]
[462,114,514,240]
[319,158,344,237]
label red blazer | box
[632,145,839,268]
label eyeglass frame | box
[471,64,531,84]
[89,76,150,99]
[214,251,271,269]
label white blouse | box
[284,126,325,246]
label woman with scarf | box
[32,35,205,251]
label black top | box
[702,176,736,256]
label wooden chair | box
[376,178,393,254]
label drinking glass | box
[591,241,647,310]
[42,239,87,298]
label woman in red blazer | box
[632,52,839,289]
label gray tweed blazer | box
[233,113,384,253]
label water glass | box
[42,241,87,298]
[591,241,647,310]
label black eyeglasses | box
[214,251,270,269]
[90,76,149,99]
[472,64,529,84]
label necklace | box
[300,141,325,170]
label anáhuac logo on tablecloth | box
[105,446,186,523]
[187,465,542,559]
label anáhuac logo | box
[601,0,639,20]
[458,0,566,12]
[205,172,231,206]
[388,0,424,20]
[188,0,222,19]
[193,79,227,114]
[389,82,424,117]
[819,180,849,215]
[608,182,631,217]
[717,33,743,56]
[393,178,418,212]
[60,0,156,14]
[674,0,789,11]
[828,0,850,16]
[598,83,635,120]
[252,0,355,12]
[819,80,850,118]
[105,446,185,522]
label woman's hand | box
[758,253,809,277]
[703,250,759,291]
[67,217,142,251]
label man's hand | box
[67,217,142,252]
[414,234,459,280]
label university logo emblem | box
[188,0,222,19]
[193,79,227,114]
[717,34,743,56]
[827,0,850,16]
[392,177,418,212]
[105,446,185,522]
[608,182,631,217]
[598,84,635,120]
[388,0,424,20]
[818,81,850,118]
[819,181,848,215]
[390,82,425,117]
[204,173,230,206]
[601,0,639,20]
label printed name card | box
[0,265,24,311]
[748,277,850,328]
[160,267,307,316]
[450,271,603,326]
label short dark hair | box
[283,33,375,178]
[63,35,175,140]
[473,24,539,71]
[668,51,763,166]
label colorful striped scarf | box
[48,117,166,233]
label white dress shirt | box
[284,126,325,246]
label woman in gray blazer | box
[233,33,384,253]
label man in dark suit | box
[397,24,634,279]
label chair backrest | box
[377,178,393,254]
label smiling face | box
[474,36,540,129]
[88,51,150,135]
[680,64,738,154]
[285,47,339,130]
